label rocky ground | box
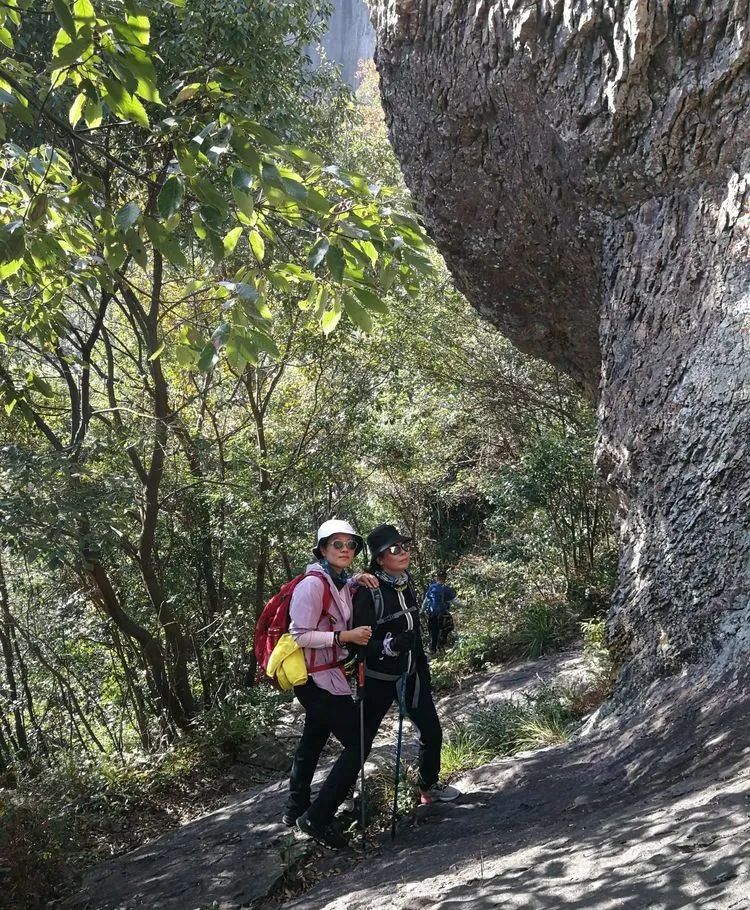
[61,650,750,909]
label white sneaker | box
[420,782,460,805]
[338,786,358,814]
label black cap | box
[366,523,412,558]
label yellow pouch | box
[266,633,308,690]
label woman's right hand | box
[342,625,372,646]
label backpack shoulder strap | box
[317,576,333,617]
[306,574,335,673]
[369,586,385,626]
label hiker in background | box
[423,570,463,654]
[285,519,377,849]
[352,524,460,805]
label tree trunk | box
[0,550,28,759]
[368,0,750,694]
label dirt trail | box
[63,651,750,909]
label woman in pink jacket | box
[285,519,374,849]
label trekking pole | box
[390,669,408,841]
[356,655,367,848]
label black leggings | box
[364,671,442,790]
[287,680,363,826]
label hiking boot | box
[296,811,349,850]
[420,782,460,805]
[282,810,302,827]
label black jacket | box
[352,576,429,682]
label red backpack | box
[254,573,338,679]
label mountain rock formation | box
[367,0,750,695]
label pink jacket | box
[289,563,354,696]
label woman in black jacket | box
[352,524,459,804]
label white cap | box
[313,519,363,557]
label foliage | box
[440,724,494,775]
[579,616,616,700]
[0,19,615,904]
[443,684,578,771]
[513,599,574,658]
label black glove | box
[391,630,416,653]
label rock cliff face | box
[315,0,375,87]
[367,0,750,693]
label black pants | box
[364,670,442,790]
[287,679,362,826]
[428,615,442,652]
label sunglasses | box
[385,542,412,555]
[329,539,359,551]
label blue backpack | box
[424,583,453,616]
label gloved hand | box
[391,630,416,653]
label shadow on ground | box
[62,657,750,910]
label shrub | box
[577,616,616,707]
[514,600,573,658]
[193,687,288,760]
[448,684,578,767]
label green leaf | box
[234,281,259,303]
[72,0,95,32]
[209,322,231,350]
[144,216,187,268]
[231,168,255,217]
[304,188,331,215]
[103,238,127,271]
[175,345,198,367]
[298,284,318,312]
[125,8,150,45]
[191,211,207,240]
[68,91,86,127]
[379,263,398,292]
[245,121,282,148]
[254,332,280,357]
[175,83,200,105]
[157,175,184,219]
[352,286,388,314]
[248,230,264,263]
[223,226,242,256]
[122,52,162,105]
[0,26,13,48]
[321,302,343,336]
[343,293,373,332]
[231,167,253,191]
[102,79,149,128]
[114,201,141,233]
[30,375,55,398]
[53,0,76,36]
[52,32,92,67]
[326,245,345,282]
[148,343,165,362]
[83,96,103,128]
[197,343,219,372]
[0,221,25,280]
[124,228,147,268]
[287,145,324,167]
[192,178,227,218]
[306,237,329,269]
[175,144,198,178]
[232,187,254,219]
